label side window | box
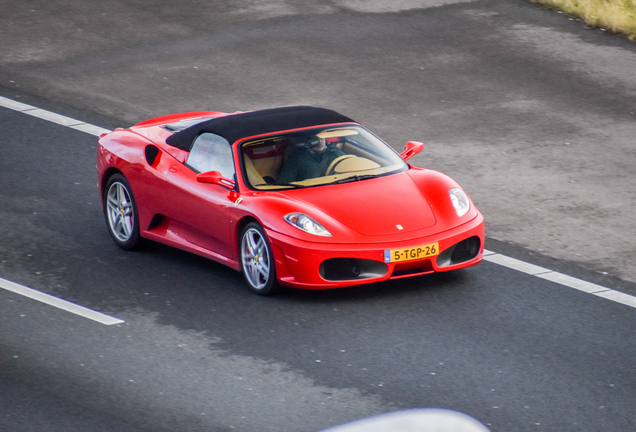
[186,133,235,179]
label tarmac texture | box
[1,0,635,284]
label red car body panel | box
[97,108,485,290]
[266,213,483,289]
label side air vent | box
[144,145,160,166]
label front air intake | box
[436,236,481,267]
[320,258,387,281]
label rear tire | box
[240,222,281,296]
[104,173,141,250]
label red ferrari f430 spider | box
[97,106,484,295]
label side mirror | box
[400,141,424,161]
[197,171,236,189]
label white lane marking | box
[482,252,551,276]
[536,271,610,294]
[483,250,636,309]
[0,95,111,136]
[0,277,124,325]
[594,290,636,309]
[1,96,121,325]
[1,95,636,312]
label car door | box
[163,133,237,260]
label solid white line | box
[536,271,610,294]
[594,290,636,309]
[70,122,112,136]
[482,251,551,276]
[483,250,636,310]
[25,108,85,126]
[0,95,111,136]
[1,95,635,312]
[0,96,34,111]
[0,277,124,325]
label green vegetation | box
[533,0,636,40]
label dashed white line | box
[0,276,124,326]
[1,94,636,314]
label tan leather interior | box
[252,152,284,179]
[245,140,358,184]
[243,156,266,185]
[333,157,381,174]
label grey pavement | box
[1,0,635,284]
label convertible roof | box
[165,106,355,151]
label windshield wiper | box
[279,181,311,188]
[253,181,308,188]
[330,174,379,184]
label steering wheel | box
[325,155,357,176]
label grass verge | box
[532,0,636,40]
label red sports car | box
[97,106,484,295]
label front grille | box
[320,258,387,281]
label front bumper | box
[267,213,484,289]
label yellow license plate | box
[384,242,439,263]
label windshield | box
[241,125,408,190]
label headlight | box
[449,188,470,217]
[284,213,332,237]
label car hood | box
[287,172,437,236]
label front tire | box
[104,173,141,250]
[240,222,281,296]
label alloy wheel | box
[241,227,271,290]
[106,181,135,243]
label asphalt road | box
[2,100,636,432]
[2,0,636,283]
[2,0,636,431]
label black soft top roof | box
[165,106,355,151]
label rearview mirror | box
[400,141,424,161]
[197,171,236,189]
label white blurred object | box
[321,409,491,432]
